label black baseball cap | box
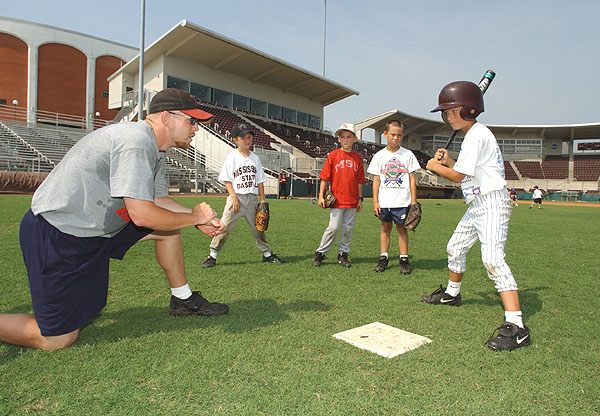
[149,88,214,123]
[231,123,254,138]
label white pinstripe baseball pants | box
[447,189,518,292]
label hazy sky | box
[3,1,599,136]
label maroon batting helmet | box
[431,81,484,122]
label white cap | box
[335,123,356,138]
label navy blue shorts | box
[19,210,152,336]
[378,207,409,225]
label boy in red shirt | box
[312,123,365,267]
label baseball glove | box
[255,202,269,232]
[323,189,336,208]
[403,202,422,231]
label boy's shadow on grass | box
[0,298,332,362]
[462,286,548,319]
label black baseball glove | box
[403,202,422,231]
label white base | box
[333,321,431,358]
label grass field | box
[0,195,599,415]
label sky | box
[3,0,600,138]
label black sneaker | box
[374,255,389,272]
[263,253,285,263]
[169,291,229,316]
[399,258,411,275]
[202,256,216,268]
[337,252,351,268]
[486,322,531,351]
[312,251,325,267]
[420,285,462,306]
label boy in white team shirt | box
[202,123,284,268]
[424,81,531,351]
[529,186,543,209]
[367,119,420,274]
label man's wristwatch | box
[358,196,364,201]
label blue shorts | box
[19,210,152,336]
[378,207,409,225]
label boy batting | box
[423,80,531,351]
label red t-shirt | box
[319,149,365,208]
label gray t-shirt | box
[31,121,168,237]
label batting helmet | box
[431,81,484,122]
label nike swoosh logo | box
[516,335,529,344]
[440,298,455,303]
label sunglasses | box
[168,111,199,126]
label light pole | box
[138,0,145,120]
[12,99,18,120]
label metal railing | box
[0,104,114,131]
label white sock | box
[263,251,272,258]
[446,280,461,297]
[380,252,389,258]
[505,311,524,328]
[400,255,408,260]
[210,249,218,259]
[171,284,192,300]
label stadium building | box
[1,16,599,200]
[0,16,137,128]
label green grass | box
[1,195,599,415]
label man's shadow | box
[0,298,332,363]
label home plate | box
[333,322,431,358]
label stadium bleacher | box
[514,160,545,179]
[0,121,61,172]
[541,155,568,179]
[248,117,329,158]
[504,161,519,180]
[574,154,600,181]
[201,106,276,150]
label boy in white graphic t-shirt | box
[202,123,284,268]
[367,119,420,275]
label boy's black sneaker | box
[374,255,389,272]
[420,285,462,306]
[202,256,216,268]
[399,258,411,275]
[263,253,285,263]
[486,322,531,351]
[312,251,325,267]
[337,252,352,268]
[169,291,229,316]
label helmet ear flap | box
[460,107,478,121]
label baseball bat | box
[441,69,496,151]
